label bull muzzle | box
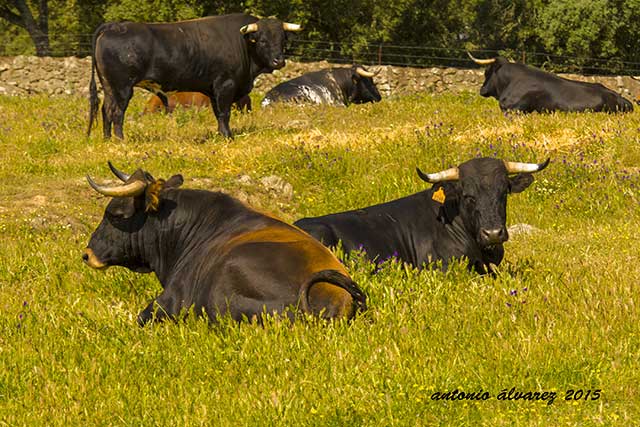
[82,248,107,269]
[479,227,508,247]
[271,55,286,69]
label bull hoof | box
[137,308,153,326]
[219,130,234,139]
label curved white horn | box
[467,51,496,66]
[87,176,146,197]
[240,23,259,35]
[108,161,130,182]
[504,158,550,174]
[416,166,459,183]
[356,67,375,78]
[282,22,302,32]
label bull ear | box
[508,173,534,193]
[165,174,184,189]
[434,183,460,224]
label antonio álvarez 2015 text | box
[430,388,601,405]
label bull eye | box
[463,194,476,204]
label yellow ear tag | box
[432,187,446,204]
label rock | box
[237,174,253,185]
[235,190,249,203]
[508,223,541,236]
[260,175,293,200]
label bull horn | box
[282,22,302,32]
[416,166,460,183]
[467,51,496,66]
[87,175,146,197]
[240,23,259,34]
[108,161,130,182]
[356,67,375,78]
[504,158,550,174]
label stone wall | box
[2,55,640,100]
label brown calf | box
[143,92,252,114]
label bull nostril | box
[480,228,507,244]
[82,253,89,262]
[499,228,508,240]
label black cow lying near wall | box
[295,157,549,274]
[261,65,382,107]
[83,162,366,325]
[468,52,633,113]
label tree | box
[103,0,204,22]
[536,0,622,72]
[0,0,50,56]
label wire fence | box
[3,33,640,76]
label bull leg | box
[137,292,180,326]
[101,94,116,139]
[112,87,133,139]
[209,85,235,138]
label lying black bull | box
[261,65,382,107]
[295,157,549,273]
[83,163,366,324]
[87,14,301,139]
[468,52,633,113]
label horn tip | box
[416,167,434,183]
[540,158,551,170]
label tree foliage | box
[0,0,50,55]
[1,0,640,73]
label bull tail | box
[298,269,367,317]
[87,25,104,137]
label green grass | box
[0,91,639,425]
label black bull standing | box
[82,163,366,324]
[295,157,549,274]
[468,52,633,113]
[87,14,302,139]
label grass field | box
[0,89,639,426]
